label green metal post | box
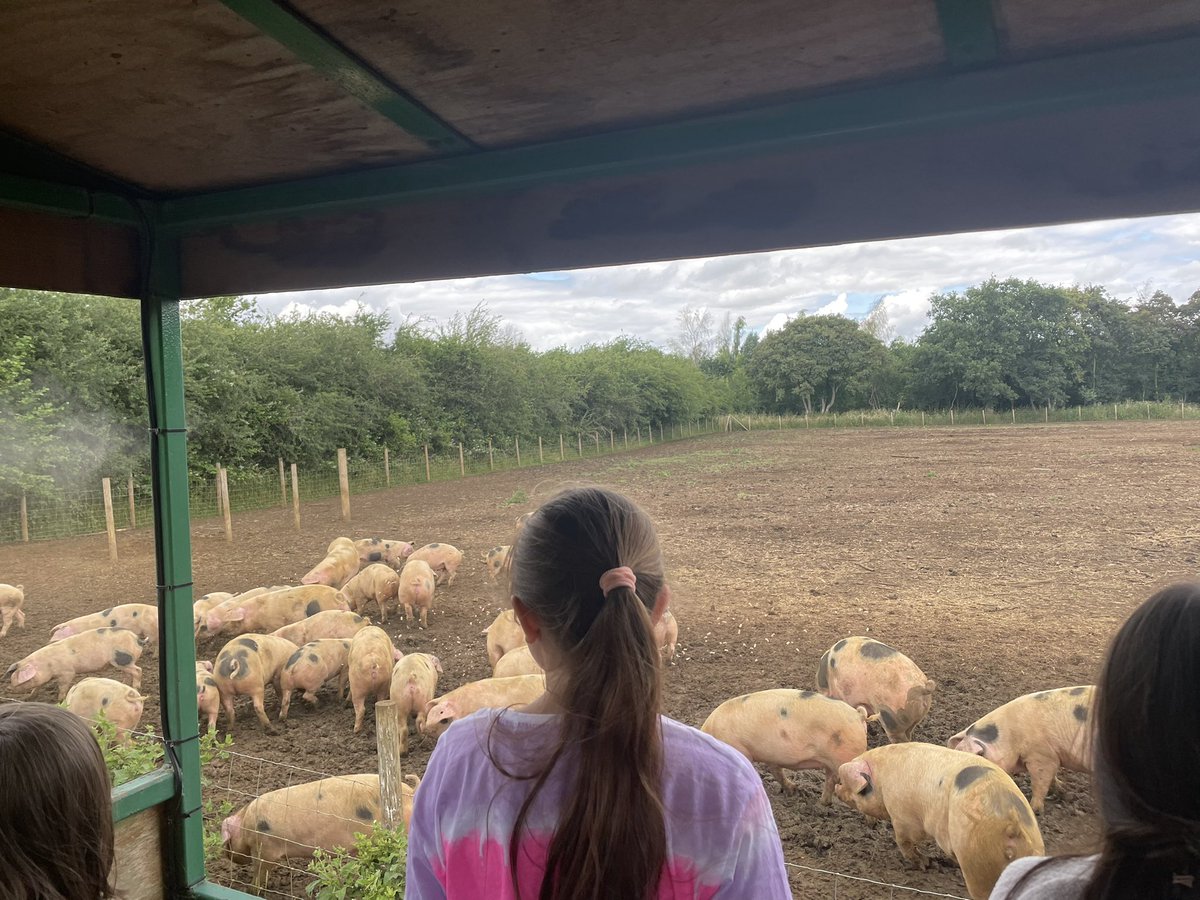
[140,226,206,891]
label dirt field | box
[2,421,1198,899]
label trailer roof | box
[2,0,1199,297]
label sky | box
[255,212,1200,351]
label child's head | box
[506,486,669,900]
[0,702,114,899]
[1094,582,1200,862]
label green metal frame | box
[216,0,475,154]
[934,0,1000,68]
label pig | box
[193,592,233,636]
[405,542,463,586]
[398,559,437,627]
[354,537,415,569]
[5,627,144,700]
[653,608,679,661]
[817,636,936,742]
[514,512,533,534]
[196,661,221,732]
[211,633,299,731]
[947,686,1095,814]
[0,583,25,638]
[388,652,443,753]
[702,689,868,805]
[483,545,512,583]
[347,626,402,733]
[485,608,526,668]
[278,639,353,720]
[421,674,545,740]
[221,773,381,891]
[203,585,349,639]
[493,644,544,678]
[836,744,1043,900]
[341,564,400,624]
[64,676,146,741]
[272,610,371,645]
[51,603,158,646]
[301,536,360,589]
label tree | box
[860,299,897,344]
[747,315,886,414]
[668,306,716,364]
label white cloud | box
[250,212,1200,350]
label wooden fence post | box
[1114,403,1118,420]
[488,438,494,471]
[127,473,136,529]
[215,468,224,520]
[659,423,664,442]
[636,425,641,444]
[337,448,351,522]
[559,434,564,460]
[950,408,955,426]
[594,433,600,454]
[102,477,117,562]
[515,436,521,467]
[577,433,583,456]
[384,448,391,486]
[1146,401,1151,420]
[20,490,28,542]
[623,428,628,449]
[1045,405,1050,423]
[1012,405,1016,424]
[278,457,287,508]
[459,443,465,477]
[539,435,544,463]
[218,467,232,542]
[291,463,300,531]
[921,411,925,426]
[424,445,431,482]
[648,425,653,445]
[982,409,986,426]
[610,430,614,450]
[1183,401,1187,421]
[375,700,404,829]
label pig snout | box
[221,812,241,845]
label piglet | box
[702,689,868,804]
[0,583,25,638]
[398,559,437,627]
[196,661,220,732]
[483,545,511,583]
[64,676,146,741]
[347,626,401,733]
[653,609,679,661]
[212,634,299,732]
[222,773,381,891]
[406,542,463,586]
[6,627,144,700]
[272,610,371,645]
[388,652,442,753]
[421,673,545,740]
[493,645,543,678]
[52,603,158,646]
[301,536,360,589]
[354,537,414,569]
[817,636,936,742]
[278,639,353,720]
[341,564,400,624]
[485,609,526,668]
[836,743,1043,900]
[948,685,1094,813]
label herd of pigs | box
[0,525,1093,899]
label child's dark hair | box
[0,701,115,899]
[1008,582,1200,898]
[505,486,667,900]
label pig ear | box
[432,656,443,674]
[855,705,869,723]
[924,679,937,695]
[225,607,246,622]
[201,660,214,672]
[947,732,965,749]
[423,699,438,714]
[393,648,403,661]
[12,664,37,685]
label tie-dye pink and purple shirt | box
[405,710,791,899]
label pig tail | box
[500,486,668,900]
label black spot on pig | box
[257,820,271,833]
[779,708,789,718]
[1034,691,1049,701]
[859,641,897,659]
[308,654,319,664]
[353,615,364,622]
[967,722,999,743]
[830,731,843,747]
[368,552,382,562]
[306,601,322,617]
[428,543,440,548]
[1069,687,1087,696]
[109,619,118,627]
[101,696,110,706]
[738,694,749,704]
[114,651,134,666]
[96,627,110,634]
[204,677,217,688]
[102,608,112,616]
[879,708,899,733]
[217,656,239,678]
[132,610,140,617]
[817,652,830,690]
[286,649,303,669]
[1005,793,1036,826]
[238,638,259,652]
[797,690,815,699]
[833,639,847,652]
[955,765,988,790]
[356,806,373,821]
[370,538,381,545]
[1073,704,1088,722]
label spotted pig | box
[278,639,353,720]
[6,627,144,700]
[211,634,299,732]
[817,636,936,742]
[0,583,25,639]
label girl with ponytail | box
[991,582,1200,899]
[406,486,789,899]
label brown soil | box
[3,421,1198,899]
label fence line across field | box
[4,404,1199,545]
[784,862,970,899]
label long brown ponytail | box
[503,487,667,900]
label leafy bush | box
[306,824,407,900]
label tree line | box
[1,277,1197,502]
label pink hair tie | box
[599,566,637,598]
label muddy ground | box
[3,421,1198,898]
